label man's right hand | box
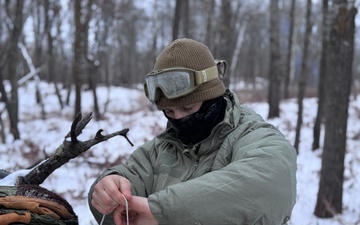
[91,174,133,215]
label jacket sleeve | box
[148,112,297,225]
[88,140,157,224]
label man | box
[88,38,297,225]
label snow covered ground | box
[0,81,359,225]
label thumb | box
[128,196,149,214]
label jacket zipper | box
[185,151,199,180]
[185,162,198,181]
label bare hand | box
[91,174,132,215]
[113,196,158,225]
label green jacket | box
[88,90,297,225]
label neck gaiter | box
[165,96,227,145]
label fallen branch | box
[16,112,133,185]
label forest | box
[0,0,359,223]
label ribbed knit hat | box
[151,38,226,110]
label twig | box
[17,112,133,185]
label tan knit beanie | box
[151,38,226,110]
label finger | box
[118,176,133,200]
[92,186,118,206]
[104,186,123,203]
[113,205,125,225]
[91,191,116,213]
[92,176,124,212]
[91,199,114,215]
[101,176,132,205]
[126,210,137,222]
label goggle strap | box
[194,66,219,86]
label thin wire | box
[122,193,129,225]
[99,214,105,225]
[99,194,129,225]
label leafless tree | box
[312,0,330,151]
[172,0,182,40]
[268,0,281,118]
[314,0,357,218]
[79,0,102,120]
[294,0,313,152]
[204,0,216,50]
[0,0,26,140]
[1,1,359,163]
[182,0,189,37]
[73,0,83,117]
[44,0,64,110]
[284,0,296,99]
[218,0,233,88]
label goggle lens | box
[144,66,219,103]
[145,71,192,102]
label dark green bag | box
[0,184,78,225]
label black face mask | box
[164,96,227,145]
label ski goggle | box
[144,65,219,103]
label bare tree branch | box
[17,112,133,185]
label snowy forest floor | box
[0,81,359,225]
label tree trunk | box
[18,43,46,119]
[229,24,246,78]
[284,0,296,99]
[182,0,189,37]
[268,0,281,118]
[73,0,83,117]
[218,0,232,88]
[81,0,101,120]
[31,1,44,79]
[312,0,329,151]
[86,57,101,121]
[0,109,5,143]
[172,0,182,40]
[314,1,357,218]
[45,0,64,110]
[3,0,25,140]
[204,0,216,50]
[294,0,313,152]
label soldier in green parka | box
[88,38,297,225]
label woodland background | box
[0,0,359,222]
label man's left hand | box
[113,196,158,225]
